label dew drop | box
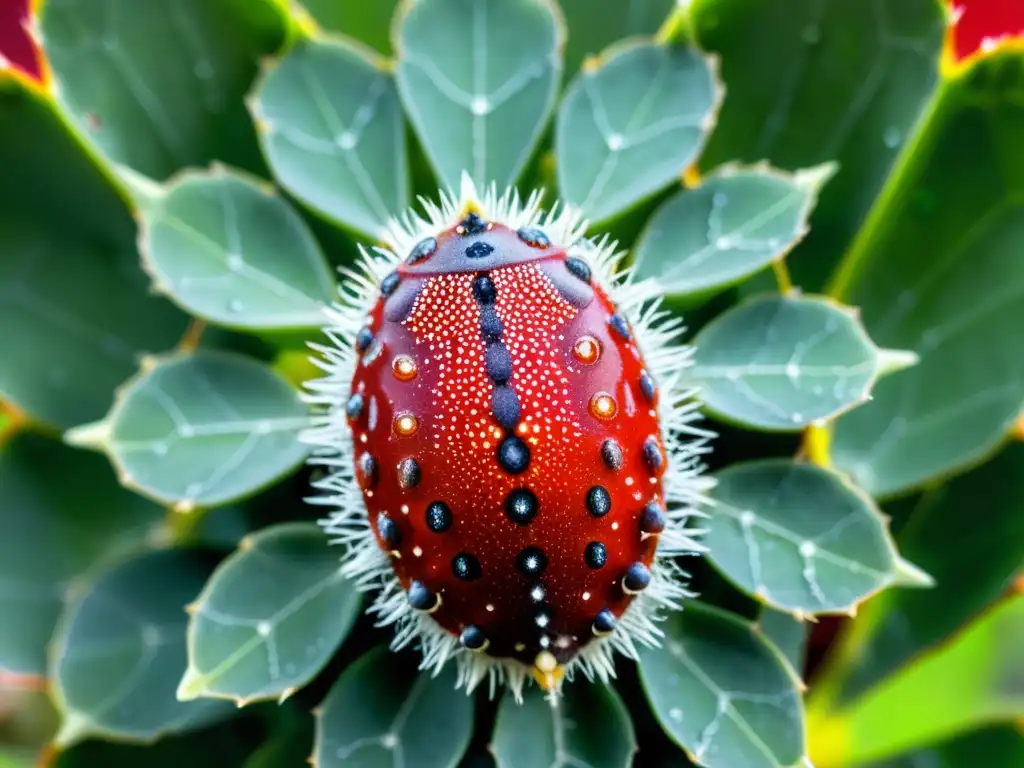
[883,126,901,149]
[226,253,244,271]
[394,412,419,436]
[607,133,624,151]
[572,336,601,365]
[228,298,243,313]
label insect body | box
[307,178,706,700]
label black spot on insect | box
[380,271,400,296]
[642,436,664,472]
[408,237,438,265]
[517,546,548,576]
[460,625,489,651]
[517,227,551,248]
[609,313,631,341]
[492,385,521,429]
[346,393,364,420]
[601,439,623,471]
[584,541,607,569]
[505,488,539,525]
[623,562,652,594]
[586,486,611,517]
[480,306,503,341]
[426,501,453,533]
[639,371,657,402]
[408,580,439,611]
[593,609,616,635]
[640,502,666,534]
[466,241,495,259]
[357,453,377,489]
[356,327,374,353]
[397,457,421,489]
[377,512,401,550]
[459,212,487,235]
[497,436,531,475]
[472,273,497,304]
[565,256,592,283]
[452,552,482,580]
[485,342,513,384]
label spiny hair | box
[302,173,714,703]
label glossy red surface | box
[347,221,665,666]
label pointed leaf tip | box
[175,668,206,701]
[892,557,935,589]
[63,420,111,451]
[877,347,920,376]
[794,161,839,193]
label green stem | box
[655,2,693,45]
[771,259,794,295]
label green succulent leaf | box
[491,681,636,768]
[691,0,945,290]
[839,442,1024,704]
[557,0,675,77]
[313,647,474,768]
[0,434,162,675]
[830,51,1024,496]
[691,295,916,431]
[556,40,721,224]
[638,602,807,768]
[758,608,807,680]
[813,594,1024,767]
[51,548,230,746]
[0,77,187,430]
[65,351,310,507]
[138,166,335,330]
[299,0,397,55]
[632,164,834,298]
[40,0,290,180]
[707,460,929,616]
[178,522,360,704]
[251,38,408,238]
[394,0,564,190]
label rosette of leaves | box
[0,1,1022,767]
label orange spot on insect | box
[394,413,419,436]
[573,335,601,365]
[590,392,617,420]
[392,355,417,381]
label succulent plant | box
[1,0,1023,767]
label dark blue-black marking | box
[466,241,494,259]
[459,212,487,235]
[346,393,364,420]
[380,271,400,296]
[609,313,631,341]
[470,271,526,456]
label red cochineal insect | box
[305,176,710,701]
